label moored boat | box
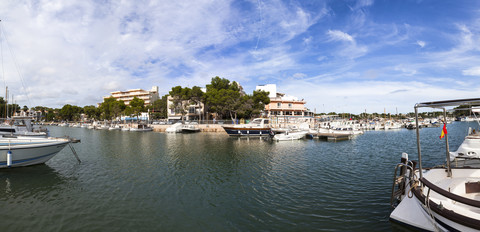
[390,98,480,231]
[0,117,48,137]
[181,124,201,133]
[273,130,307,141]
[129,124,153,132]
[166,122,182,133]
[222,118,271,136]
[0,136,71,168]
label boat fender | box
[7,151,12,167]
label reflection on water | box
[0,165,69,200]
[0,122,476,231]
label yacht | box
[449,107,480,162]
[222,118,271,136]
[181,124,201,133]
[0,136,71,168]
[0,117,47,137]
[390,98,480,231]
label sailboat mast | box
[4,86,7,118]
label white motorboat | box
[449,127,480,161]
[166,122,182,133]
[129,124,153,132]
[0,136,71,168]
[390,98,480,231]
[273,130,308,141]
[181,124,201,133]
[108,125,122,130]
[0,117,47,137]
[449,107,480,161]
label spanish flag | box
[440,123,447,139]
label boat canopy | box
[413,97,480,179]
[415,98,480,108]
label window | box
[277,103,281,107]
[288,103,292,108]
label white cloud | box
[394,65,417,76]
[280,79,480,114]
[326,30,367,59]
[462,67,480,76]
[327,30,355,42]
[416,40,426,48]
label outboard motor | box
[269,130,275,139]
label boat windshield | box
[250,119,263,125]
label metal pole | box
[444,108,451,177]
[415,106,423,179]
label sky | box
[0,0,479,114]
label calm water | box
[0,122,476,231]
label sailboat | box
[0,20,74,168]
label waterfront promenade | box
[150,124,224,132]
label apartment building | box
[105,86,159,106]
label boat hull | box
[182,129,201,133]
[274,131,308,141]
[0,138,70,168]
[222,126,271,136]
[129,128,153,132]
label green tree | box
[129,97,145,117]
[205,77,243,120]
[205,76,269,121]
[98,97,127,120]
[190,86,205,121]
[148,95,168,119]
[84,105,100,120]
[111,100,126,119]
[169,86,192,121]
[99,97,116,120]
[59,104,82,121]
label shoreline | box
[149,124,226,133]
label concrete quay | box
[149,124,225,133]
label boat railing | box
[390,161,415,208]
[419,177,480,208]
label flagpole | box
[443,108,451,177]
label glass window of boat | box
[251,119,262,124]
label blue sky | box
[0,0,479,114]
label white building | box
[256,84,312,117]
[104,86,159,106]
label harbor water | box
[0,122,476,231]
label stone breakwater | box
[149,124,226,133]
